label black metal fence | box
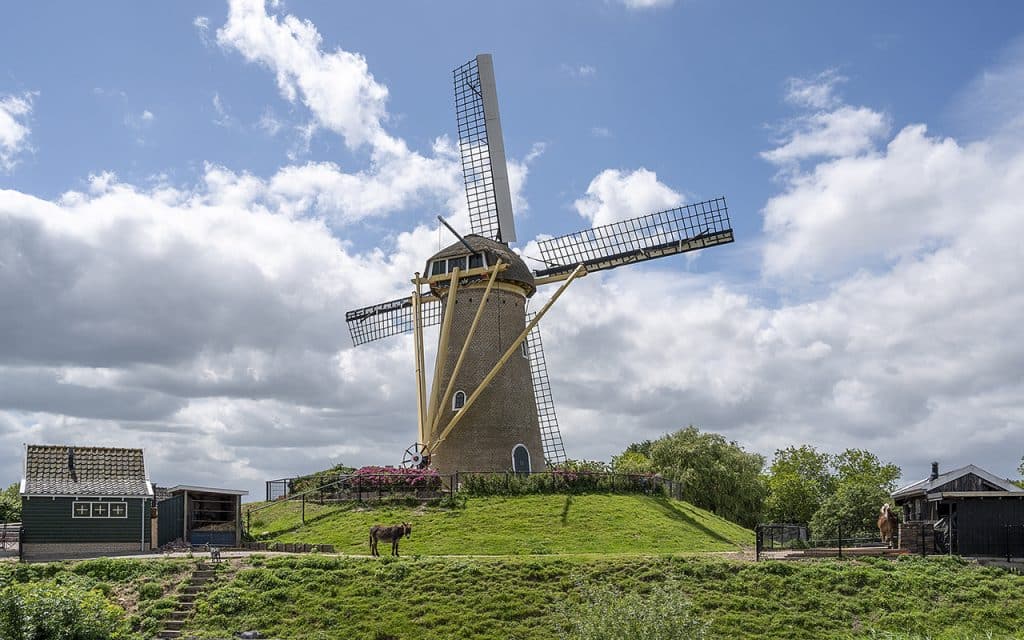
[253,471,684,534]
[756,523,888,561]
[266,470,682,503]
[0,522,21,557]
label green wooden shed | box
[20,444,154,561]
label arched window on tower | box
[452,390,466,411]
[512,444,531,474]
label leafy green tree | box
[644,426,767,528]
[610,451,653,475]
[763,446,834,525]
[809,449,900,539]
[0,483,19,522]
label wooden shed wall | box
[21,497,151,544]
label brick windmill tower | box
[346,54,734,475]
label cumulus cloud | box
[0,92,35,170]
[573,168,683,227]
[762,70,890,167]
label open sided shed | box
[157,485,247,548]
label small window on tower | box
[521,341,529,359]
[447,256,467,273]
[431,260,446,277]
[469,253,484,269]
[452,390,466,410]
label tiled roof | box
[22,445,152,497]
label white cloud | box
[212,92,236,128]
[591,126,612,138]
[561,64,597,79]
[618,0,675,9]
[0,92,36,171]
[141,110,155,122]
[762,70,890,168]
[258,107,282,135]
[573,168,683,227]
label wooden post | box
[301,493,305,525]
[431,261,504,437]
[425,267,461,431]
[411,275,428,444]
[431,264,585,447]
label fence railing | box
[252,471,683,535]
[756,523,888,561]
[0,522,21,557]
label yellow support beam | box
[411,276,428,445]
[425,267,461,430]
[429,260,504,439]
[431,264,585,448]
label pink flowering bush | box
[352,466,442,490]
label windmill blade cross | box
[454,54,516,243]
[533,197,733,279]
[345,295,442,346]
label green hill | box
[244,493,753,555]
[183,554,1024,640]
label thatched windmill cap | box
[426,234,536,297]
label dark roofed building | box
[20,444,154,561]
[892,462,1024,557]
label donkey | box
[369,523,412,557]
[878,503,899,549]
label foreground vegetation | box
[184,554,1024,640]
[0,558,194,639]
[245,493,753,555]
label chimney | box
[929,461,939,481]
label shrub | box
[137,581,163,601]
[0,580,128,640]
[559,581,710,640]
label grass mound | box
[184,554,1024,640]
[245,493,752,555]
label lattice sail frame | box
[454,54,516,243]
[533,197,733,278]
[525,314,567,465]
[345,296,442,346]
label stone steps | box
[155,563,221,639]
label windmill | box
[345,54,734,475]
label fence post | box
[505,471,510,493]
[1007,525,1012,563]
[301,493,305,525]
[755,525,763,562]
[837,524,843,559]
[247,510,251,535]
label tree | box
[809,449,900,539]
[610,451,653,475]
[763,445,834,525]
[0,484,19,523]
[642,426,767,528]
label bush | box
[0,580,128,640]
[559,581,710,640]
[459,467,666,498]
[137,581,163,601]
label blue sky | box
[2,1,1023,496]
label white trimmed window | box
[452,390,467,410]
[72,501,129,519]
[521,341,529,358]
[512,444,532,473]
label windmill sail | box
[346,295,442,347]
[525,315,567,465]
[454,54,516,243]
[533,197,733,278]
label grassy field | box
[183,554,1024,640]
[244,493,753,555]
